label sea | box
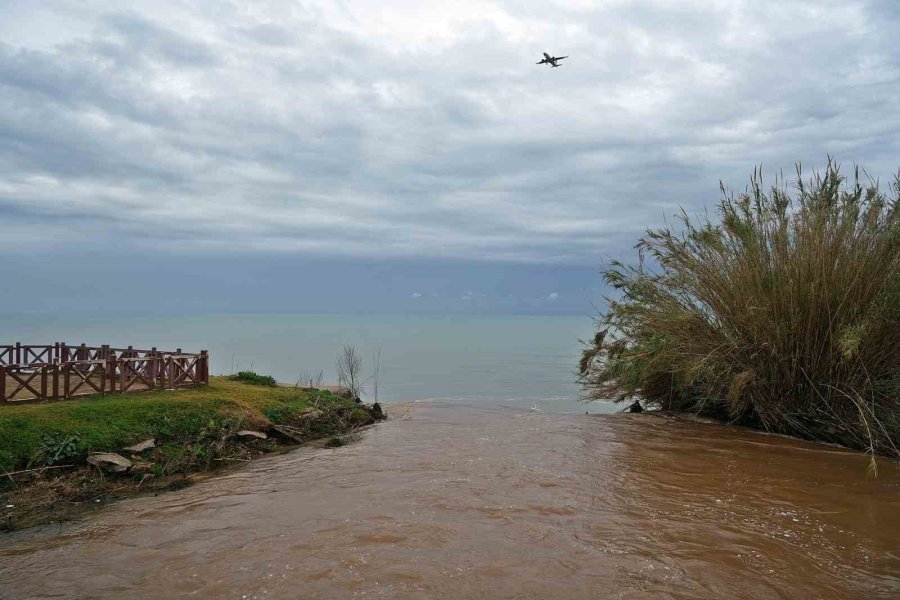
[0,313,617,413]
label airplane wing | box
[555,56,568,61]
[543,52,551,59]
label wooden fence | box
[0,343,209,404]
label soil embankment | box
[0,376,385,530]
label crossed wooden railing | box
[0,343,209,404]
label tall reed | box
[580,159,900,458]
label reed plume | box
[580,159,900,458]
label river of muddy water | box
[1,403,898,599]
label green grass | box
[0,377,356,473]
[580,159,900,458]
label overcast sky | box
[1,0,898,315]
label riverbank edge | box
[637,408,900,465]
[0,376,385,531]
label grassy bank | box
[1,376,381,530]
[580,160,900,464]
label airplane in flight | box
[536,52,567,67]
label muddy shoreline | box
[3,421,380,531]
[1,379,386,531]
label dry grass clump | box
[580,159,900,461]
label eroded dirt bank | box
[1,377,384,530]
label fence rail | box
[0,343,209,404]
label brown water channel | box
[1,404,898,599]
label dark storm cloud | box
[0,0,898,264]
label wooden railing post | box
[151,348,159,387]
[63,363,71,399]
[108,353,117,394]
[0,365,6,402]
[51,363,59,399]
[100,359,107,394]
[40,365,48,401]
[201,350,209,384]
[14,342,20,365]
[119,358,127,393]
[147,356,155,390]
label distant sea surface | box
[0,314,616,413]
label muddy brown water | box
[1,404,898,599]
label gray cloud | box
[0,0,898,264]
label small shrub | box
[580,159,900,458]
[325,436,344,448]
[336,345,363,399]
[230,371,277,387]
[29,434,81,467]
